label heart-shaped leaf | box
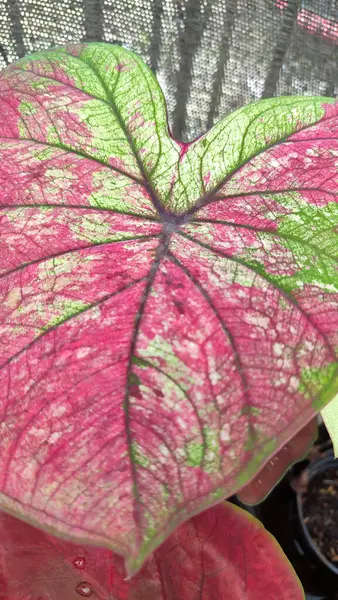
[237,417,317,504]
[0,502,304,599]
[0,42,337,573]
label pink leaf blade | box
[0,503,304,599]
[168,232,337,491]
[216,136,338,202]
[0,42,337,573]
[180,219,337,348]
[237,417,318,505]
[0,43,181,212]
[0,238,159,364]
[155,501,305,600]
[0,141,159,218]
[172,96,336,213]
[0,207,161,276]
[0,248,158,558]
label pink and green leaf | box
[0,502,304,599]
[0,43,337,573]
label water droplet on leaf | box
[75,581,93,597]
[73,556,86,570]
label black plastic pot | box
[296,452,338,577]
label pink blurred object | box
[276,0,338,44]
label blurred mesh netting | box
[1,0,338,140]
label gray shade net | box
[1,0,338,140]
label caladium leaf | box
[0,502,304,599]
[0,42,337,573]
[237,417,317,505]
